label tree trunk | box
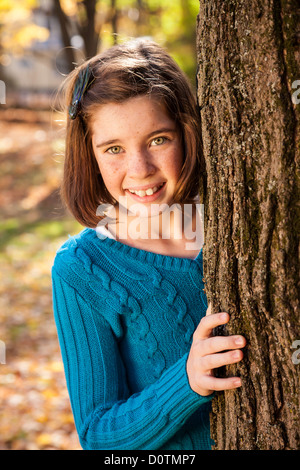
[53,0,100,72]
[80,0,99,58]
[196,0,300,450]
[53,0,77,73]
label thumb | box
[206,302,212,316]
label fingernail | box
[220,312,228,321]
[234,379,242,387]
[235,337,244,345]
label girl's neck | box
[104,202,203,259]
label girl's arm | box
[52,268,212,450]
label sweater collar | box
[85,228,204,273]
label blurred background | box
[0,0,199,450]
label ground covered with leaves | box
[0,108,82,450]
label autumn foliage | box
[0,109,81,450]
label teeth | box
[145,187,156,196]
[128,184,162,197]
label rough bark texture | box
[196,0,300,450]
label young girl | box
[52,39,246,450]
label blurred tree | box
[0,0,200,81]
[53,0,101,71]
[0,0,48,74]
[52,0,199,79]
[0,0,49,55]
[0,0,49,85]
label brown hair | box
[59,38,205,227]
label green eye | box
[107,146,122,154]
[152,137,166,146]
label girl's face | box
[91,95,183,217]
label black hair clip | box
[69,65,95,120]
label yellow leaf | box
[36,414,48,423]
[36,433,52,447]
[14,24,49,48]
[42,389,59,399]
[60,0,78,17]
[61,413,74,424]
[49,361,64,373]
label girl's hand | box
[186,305,246,396]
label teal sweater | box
[51,228,214,450]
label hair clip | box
[69,65,95,120]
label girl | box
[52,39,246,450]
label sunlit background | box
[0,0,199,450]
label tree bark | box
[196,0,300,450]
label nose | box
[126,149,156,179]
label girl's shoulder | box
[54,227,95,257]
[52,227,98,276]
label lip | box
[125,182,166,202]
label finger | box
[199,375,242,394]
[201,349,244,371]
[206,302,212,316]
[200,335,246,356]
[193,312,229,341]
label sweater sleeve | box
[52,267,213,450]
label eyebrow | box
[95,127,177,148]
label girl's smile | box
[91,95,184,216]
[125,181,166,202]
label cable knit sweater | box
[51,227,214,450]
